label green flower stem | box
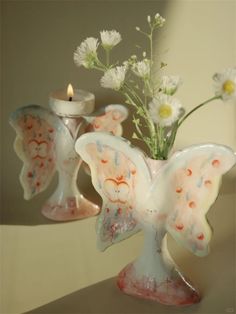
[124,83,144,107]
[122,84,157,156]
[157,96,221,160]
[178,95,221,127]
[136,29,149,37]
[93,65,106,72]
[145,79,154,97]
[95,58,108,71]
[132,116,147,143]
[105,49,110,67]
[149,29,153,67]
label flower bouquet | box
[74,13,236,305]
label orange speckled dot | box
[187,168,192,176]
[204,180,212,187]
[116,175,124,181]
[212,159,220,167]
[101,159,108,164]
[197,233,204,240]
[189,201,196,208]
[27,171,33,178]
[176,187,183,193]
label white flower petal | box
[132,59,150,79]
[100,30,121,49]
[154,13,165,27]
[148,94,183,126]
[74,37,99,68]
[100,66,127,90]
[160,75,182,95]
[213,67,236,101]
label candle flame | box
[67,84,74,98]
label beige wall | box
[1,1,235,313]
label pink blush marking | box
[112,111,121,120]
[117,208,122,215]
[176,223,184,231]
[94,124,100,129]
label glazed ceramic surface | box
[10,104,128,221]
[75,132,236,305]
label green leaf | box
[132,132,139,139]
[133,117,140,124]
[160,62,167,68]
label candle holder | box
[10,87,128,221]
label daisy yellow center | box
[158,104,172,119]
[223,80,235,94]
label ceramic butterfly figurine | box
[10,104,128,221]
[75,132,236,305]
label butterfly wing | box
[148,144,236,256]
[80,104,128,176]
[84,104,128,136]
[9,104,72,200]
[75,132,151,251]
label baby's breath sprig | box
[74,14,236,160]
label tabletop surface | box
[26,272,235,314]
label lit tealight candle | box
[49,84,95,117]
[67,83,74,102]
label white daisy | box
[149,94,183,126]
[100,65,127,90]
[74,37,99,69]
[160,75,182,95]
[100,30,121,49]
[213,67,236,101]
[132,59,150,79]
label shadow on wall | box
[2,1,235,227]
[1,1,169,226]
[1,167,102,226]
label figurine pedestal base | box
[41,195,100,222]
[117,228,201,306]
[117,263,200,306]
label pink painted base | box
[41,196,100,221]
[117,263,201,306]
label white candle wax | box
[49,88,95,117]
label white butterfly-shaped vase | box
[75,132,236,305]
[10,104,128,221]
